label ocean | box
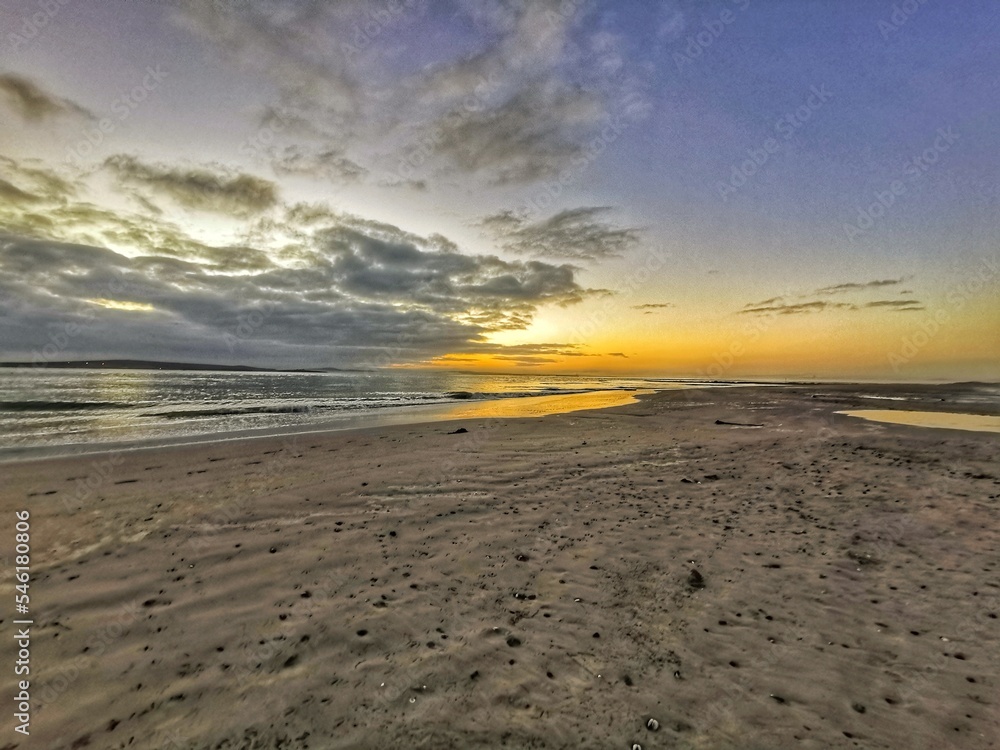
[0,368,692,459]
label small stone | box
[687,569,706,590]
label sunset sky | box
[1,0,997,381]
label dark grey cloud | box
[632,303,673,310]
[0,74,93,121]
[0,208,601,367]
[104,155,279,216]
[480,206,641,261]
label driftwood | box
[714,419,764,427]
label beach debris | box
[770,694,787,704]
[714,419,764,427]
[680,476,699,484]
[632,744,642,750]
[687,569,706,590]
[515,553,530,562]
[646,718,660,731]
[448,427,468,434]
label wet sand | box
[1,385,998,749]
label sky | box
[0,0,997,381]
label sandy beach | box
[2,384,998,750]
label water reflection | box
[438,389,652,419]
[837,409,1000,434]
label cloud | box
[104,155,279,216]
[0,74,93,121]
[632,302,673,310]
[426,81,605,184]
[863,299,925,311]
[0,208,603,368]
[607,352,628,358]
[739,298,925,315]
[270,145,367,182]
[171,1,650,189]
[815,277,909,295]
[170,1,360,113]
[0,178,40,204]
[739,300,856,315]
[425,341,593,368]
[480,206,642,260]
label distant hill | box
[0,359,327,373]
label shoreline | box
[1,384,997,749]
[3,380,997,465]
[0,388,652,464]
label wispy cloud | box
[815,277,909,295]
[863,299,925,311]
[739,300,855,315]
[632,302,673,310]
[270,145,367,183]
[739,276,924,316]
[739,298,924,316]
[426,81,604,184]
[0,74,93,121]
[480,206,642,261]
